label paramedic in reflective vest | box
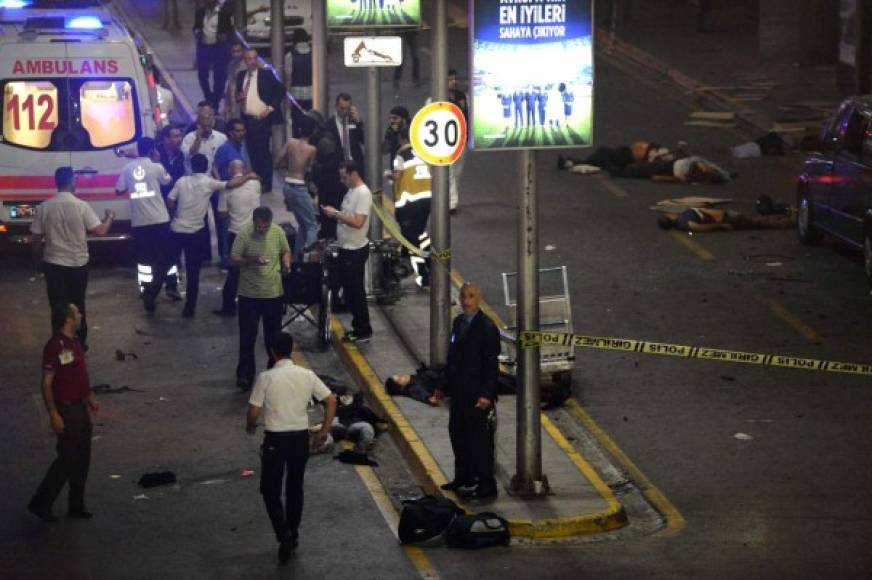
[30,167,114,348]
[392,128,431,288]
[115,137,179,313]
[247,332,336,563]
[29,303,100,523]
[438,282,501,500]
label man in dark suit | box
[326,93,365,178]
[439,282,501,500]
[236,48,285,193]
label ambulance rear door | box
[65,40,148,230]
[0,41,71,239]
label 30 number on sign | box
[410,101,467,166]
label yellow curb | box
[331,317,627,539]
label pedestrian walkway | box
[333,287,627,539]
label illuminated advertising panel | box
[327,0,421,28]
[470,0,593,150]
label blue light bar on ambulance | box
[0,0,31,8]
[66,16,102,30]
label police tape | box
[518,330,872,378]
[370,195,451,265]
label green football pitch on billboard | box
[327,0,421,27]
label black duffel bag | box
[398,495,465,545]
[446,512,511,549]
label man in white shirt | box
[115,137,181,313]
[167,154,256,317]
[181,105,227,173]
[30,167,114,347]
[214,159,262,316]
[322,160,372,344]
[246,332,336,563]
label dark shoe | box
[212,308,236,317]
[342,331,372,344]
[28,504,59,523]
[440,479,475,491]
[182,307,195,319]
[236,377,252,390]
[143,295,156,313]
[461,485,498,500]
[557,154,566,170]
[67,510,93,520]
[278,540,293,563]
[165,287,183,302]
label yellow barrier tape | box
[518,330,872,377]
[370,192,451,266]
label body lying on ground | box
[657,207,794,232]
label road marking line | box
[594,174,630,198]
[298,351,439,579]
[669,230,716,261]
[565,399,686,535]
[760,298,820,342]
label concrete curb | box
[595,28,794,145]
[330,317,628,539]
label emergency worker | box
[392,128,431,288]
[115,137,179,312]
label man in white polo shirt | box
[115,137,181,313]
[167,154,256,318]
[30,167,114,348]
[214,159,262,316]
[246,332,336,563]
[322,160,372,344]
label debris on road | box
[733,433,754,441]
[138,471,177,488]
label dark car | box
[797,96,872,285]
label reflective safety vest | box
[393,148,432,208]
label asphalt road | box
[3,5,872,578]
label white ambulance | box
[0,0,173,244]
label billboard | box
[327,0,421,28]
[470,0,593,150]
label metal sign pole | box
[312,0,328,114]
[366,65,383,294]
[270,0,286,159]
[429,0,451,369]
[512,149,547,496]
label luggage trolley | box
[282,241,338,349]
[499,266,575,387]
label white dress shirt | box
[181,129,227,172]
[30,192,101,267]
[219,178,261,234]
[249,359,332,432]
[168,174,227,234]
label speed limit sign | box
[410,101,467,166]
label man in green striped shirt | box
[231,206,292,389]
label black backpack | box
[398,495,465,545]
[446,512,511,549]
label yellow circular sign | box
[410,101,467,166]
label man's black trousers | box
[260,430,309,543]
[170,228,209,313]
[30,402,92,514]
[43,262,88,345]
[448,399,496,489]
[196,40,228,110]
[338,246,372,336]
[236,295,282,385]
[134,222,177,298]
[243,115,275,193]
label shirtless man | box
[276,122,318,261]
